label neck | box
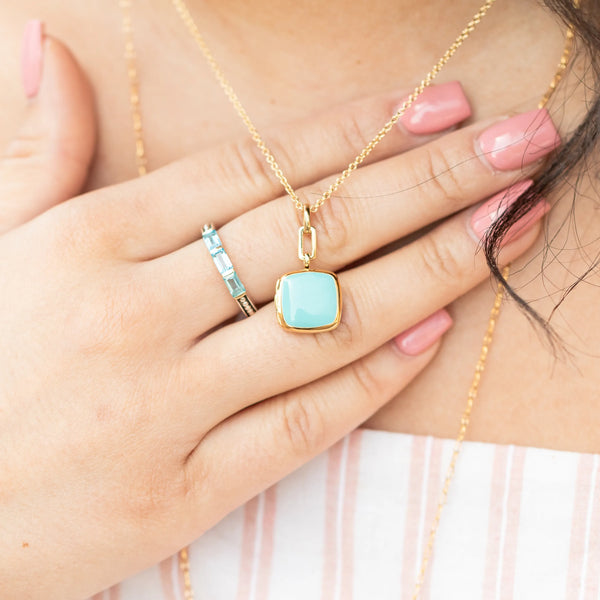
[199,0,494,52]
[203,0,444,30]
[173,0,561,102]
[155,0,571,126]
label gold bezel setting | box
[275,270,342,333]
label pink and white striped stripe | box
[88,430,600,600]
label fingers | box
[0,23,96,234]
[155,109,559,334]
[178,202,545,426]
[92,82,471,258]
[183,319,447,511]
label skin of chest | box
[0,0,598,452]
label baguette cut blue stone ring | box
[202,224,257,317]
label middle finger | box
[152,108,559,336]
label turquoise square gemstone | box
[277,271,340,330]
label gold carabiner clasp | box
[298,205,316,269]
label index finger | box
[93,82,471,259]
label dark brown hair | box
[484,0,600,338]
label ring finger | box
[174,197,546,429]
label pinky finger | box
[185,310,452,517]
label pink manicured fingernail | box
[477,108,561,171]
[394,309,453,356]
[399,81,472,135]
[470,180,533,239]
[22,20,44,98]
[470,180,550,244]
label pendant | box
[275,270,342,332]
[275,206,342,333]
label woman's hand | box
[0,28,557,600]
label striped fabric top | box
[93,429,600,600]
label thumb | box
[0,21,97,234]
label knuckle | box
[337,284,367,346]
[338,110,373,156]
[312,194,354,255]
[225,138,286,198]
[2,133,45,162]
[279,396,326,456]
[180,454,211,508]
[3,133,89,171]
[311,284,363,354]
[418,232,465,287]
[124,463,183,525]
[49,204,94,256]
[349,357,387,401]
[332,316,357,349]
[268,203,298,258]
[50,200,114,259]
[417,144,468,210]
[102,189,150,250]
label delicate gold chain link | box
[411,264,509,599]
[117,2,575,598]
[410,25,574,598]
[178,547,195,600]
[119,0,147,177]
[539,27,574,110]
[170,0,498,213]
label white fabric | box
[93,429,600,600]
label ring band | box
[202,224,257,317]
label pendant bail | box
[303,205,311,232]
[298,204,317,269]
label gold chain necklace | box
[117,1,574,597]
[171,0,502,334]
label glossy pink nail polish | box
[394,309,453,356]
[22,20,44,98]
[477,108,561,171]
[399,81,472,135]
[470,180,550,244]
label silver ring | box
[202,224,257,317]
